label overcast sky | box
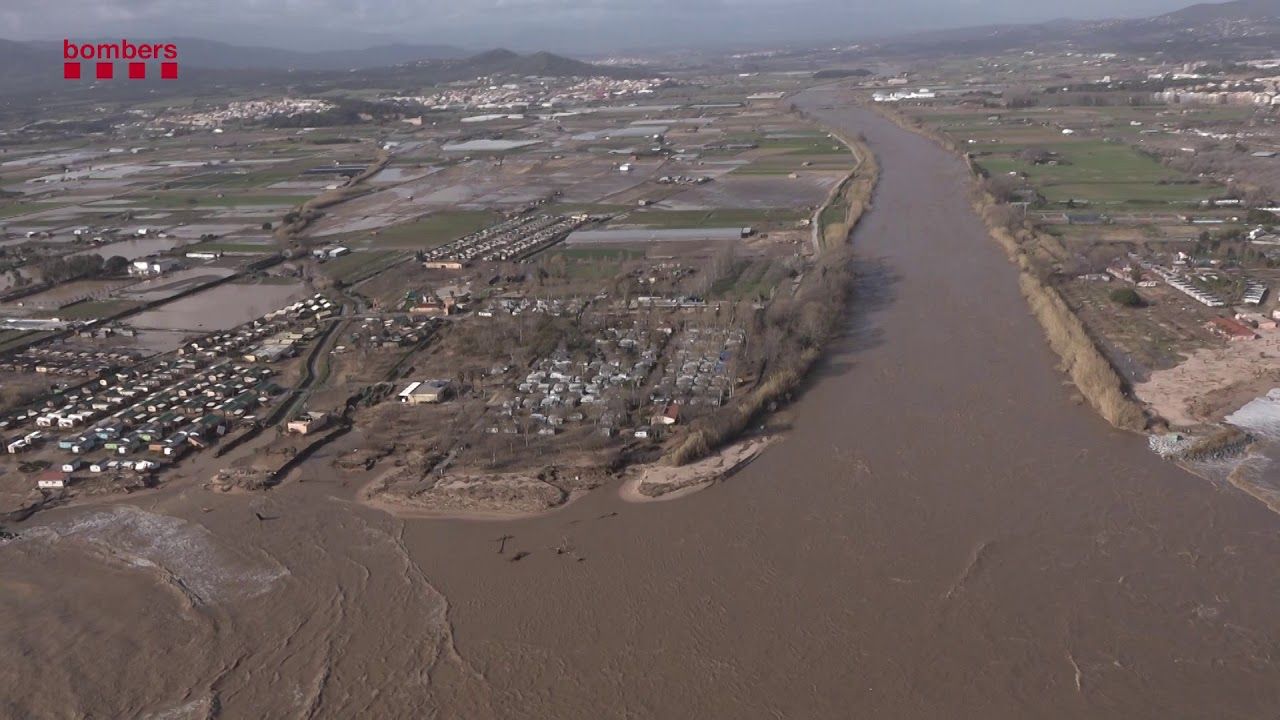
[0,0,1219,53]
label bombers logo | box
[63,39,179,80]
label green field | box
[974,139,1219,206]
[547,247,646,261]
[733,153,852,176]
[372,211,500,248]
[0,201,69,219]
[165,165,313,190]
[710,258,788,301]
[185,242,277,254]
[624,208,805,229]
[543,247,646,280]
[321,250,402,283]
[132,193,311,208]
[820,199,848,227]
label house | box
[424,260,465,270]
[409,298,453,317]
[654,403,681,426]
[398,379,452,404]
[1207,317,1258,341]
[37,471,70,489]
[243,343,294,363]
[286,412,329,435]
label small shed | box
[286,412,329,435]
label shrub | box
[1109,288,1143,307]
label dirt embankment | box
[873,105,1147,433]
[275,150,392,244]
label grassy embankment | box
[663,128,880,466]
[878,107,1147,432]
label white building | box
[397,380,452,405]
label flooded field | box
[308,156,649,236]
[126,280,308,331]
[5,84,1280,718]
[70,236,185,260]
[119,268,238,302]
[0,279,130,310]
[664,173,841,209]
[367,167,439,184]
[165,223,255,239]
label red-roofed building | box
[1207,317,1258,341]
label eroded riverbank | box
[5,84,1280,718]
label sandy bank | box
[621,435,776,503]
[356,465,597,521]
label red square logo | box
[128,62,146,79]
[95,62,113,79]
[64,62,81,79]
[160,62,178,80]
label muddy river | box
[4,85,1280,718]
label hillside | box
[0,43,645,99]
[869,0,1280,58]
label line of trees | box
[36,253,129,284]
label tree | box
[1109,288,1143,307]
[103,255,129,275]
[1017,146,1052,165]
[262,221,273,231]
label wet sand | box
[6,84,1280,718]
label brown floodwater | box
[5,85,1280,719]
[126,280,309,332]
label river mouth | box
[5,84,1280,718]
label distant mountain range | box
[866,0,1280,58]
[145,38,473,70]
[4,37,470,71]
[4,0,1276,101]
[0,40,643,98]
